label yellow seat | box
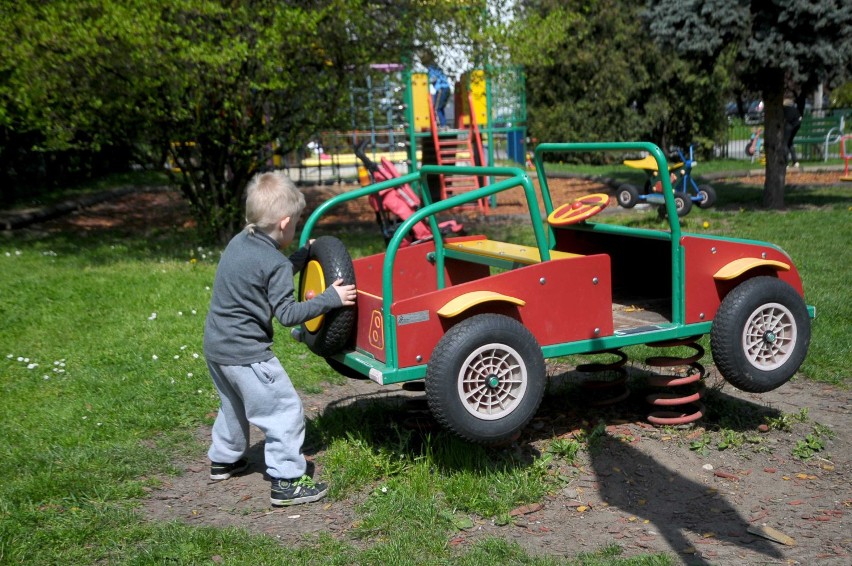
[443,239,582,265]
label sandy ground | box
[142,373,851,565]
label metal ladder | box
[427,93,488,213]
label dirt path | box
[143,372,851,564]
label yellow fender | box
[437,291,525,318]
[713,257,790,280]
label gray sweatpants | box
[206,357,306,479]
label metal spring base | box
[577,349,630,407]
[644,338,706,425]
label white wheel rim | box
[457,343,528,420]
[741,302,797,371]
[618,192,630,205]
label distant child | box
[428,64,452,128]
[203,170,356,506]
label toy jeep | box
[294,142,814,445]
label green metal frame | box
[301,165,540,383]
[534,142,684,326]
[299,142,699,385]
[299,141,812,385]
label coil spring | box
[644,337,706,425]
[577,349,630,407]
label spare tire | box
[299,236,356,357]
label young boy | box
[203,170,356,507]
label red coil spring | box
[644,337,706,425]
[577,349,630,407]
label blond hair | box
[244,171,305,234]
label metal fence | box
[718,107,850,162]
[279,129,516,187]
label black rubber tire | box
[616,184,640,208]
[425,314,546,445]
[710,276,811,393]
[673,191,693,216]
[697,185,717,208]
[300,236,357,357]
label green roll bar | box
[300,165,540,371]
[533,142,684,325]
[299,141,688,377]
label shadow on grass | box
[299,367,785,563]
[305,385,542,472]
[587,434,783,565]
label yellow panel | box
[623,155,683,172]
[713,258,790,280]
[438,291,525,318]
[469,69,487,126]
[411,72,431,131]
[444,239,582,265]
[300,150,420,167]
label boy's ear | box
[279,216,291,231]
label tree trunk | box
[761,70,787,209]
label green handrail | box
[299,172,422,246]
[299,164,540,372]
[381,166,540,369]
[532,142,685,324]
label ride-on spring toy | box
[293,143,812,446]
[617,145,716,217]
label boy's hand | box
[331,279,356,306]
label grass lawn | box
[0,170,848,564]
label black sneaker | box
[209,458,248,481]
[270,476,328,507]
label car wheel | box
[711,276,811,393]
[299,236,357,357]
[697,185,717,208]
[673,191,693,216]
[616,184,640,208]
[426,314,546,445]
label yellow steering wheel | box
[547,194,610,226]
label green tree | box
[503,0,728,162]
[645,0,852,208]
[0,0,474,242]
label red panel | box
[392,254,613,368]
[681,236,805,325]
[352,236,490,301]
[353,291,386,362]
[351,235,491,362]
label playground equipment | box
[406,66,527,210]
[423,92,489,212]
[293,141,814,445]
[289,64,527,199]
[617,145,716,217]
[353,140,463,245]
[841,134,852,182]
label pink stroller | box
[354,141,463,246]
